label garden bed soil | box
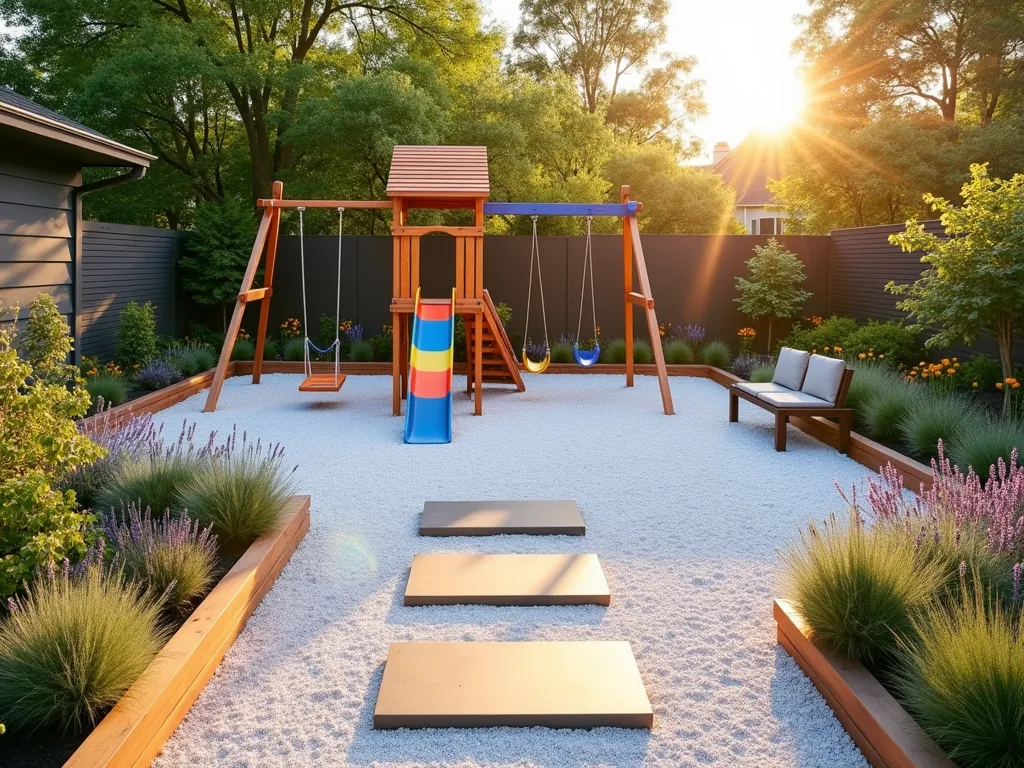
[0,496,310,768]
[774,599,955,768]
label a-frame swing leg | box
[626,209,675,416]
[204,204,275,413]
[252,182,283,384]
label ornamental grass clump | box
[897,584,1024,768]
[179,430,296,551]
[84,373,130,410]
[601,338,627,364]
[950,419,1024,484]
[750,363,776,383]
[283,337,305,362]
[860,373,926,443]
[94,421,216,516]
[550,339,574,364]
[701,339,732,368]
[103,504,217,611]
[663,339,693,364]
[781,509,945,665]
[632,338,653,364]
[899,393,984,461]
[0,560,166,734]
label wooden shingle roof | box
[386,145,490,199]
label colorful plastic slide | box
[404,288,456,444]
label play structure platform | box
[373,641,653,729]
[418,499,586,536]
[404,553,610,606]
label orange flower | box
[996,382,1004,390]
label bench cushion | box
[734,382,792,397]
[756,391,833,408]
[772,347,810,391]
[801,355,847,404]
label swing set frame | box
[203,146,674,417]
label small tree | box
[735,238,812,351]
[116,301,157,372]
[180,200,258,331]
[888,164,1024,414]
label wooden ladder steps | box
[373,641,653,729]
[404,553,609,606]
[419,500,585,536]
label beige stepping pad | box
[404,553,610,606]
[419,500,585,536]
[373,641,653,729]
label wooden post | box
[474,311,483,415]
[392,310,402,415]
[252,181,283,384]
[621,186,634,388]
[204,208,273,412]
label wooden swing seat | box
[298,373,347,392]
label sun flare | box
[744,75,807,135]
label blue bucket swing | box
[573,216,600,367]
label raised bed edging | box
[64,495,311,768]
[774,599,955,768]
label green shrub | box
[949,418,1024,483]
[116,301,157,373]
[750,364,776,383]
[95,454,200,517]
[349,340,374,362]
[663,339,693,364]
[782,511,945,665]
[845,364,908,431]
[0,562,166,734]
[0,327,102,597]
[550,341,574,364]
[368,328,393,362]
[261,338,280,361]
[495,301,513,327]
[959,354,1004,392]
[179,436,295,550]
[85,373,130,411]
[844,320,921,369]
[897,587,1024,768]
[318,314,339,350]
[862,379,927,444]
[284,338,305,362]
[104,505,217,612]
[231,338,255,361]
[600,338,627,364]
[783,315,858,354]
[633,339,653,364]
[701,339,732,368]
[899,394,985,460]
[23,293,76,384]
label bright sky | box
[485,0,811,163]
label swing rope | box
[521,215,550,373]
[298,206,345,385]
[573,216,601,366]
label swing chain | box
[522,215,549,355]
[576,215,598,345]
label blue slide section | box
[403,292,455,445]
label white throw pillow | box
[772,347,811,391]
[801,355,847,404]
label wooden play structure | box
[203,145,674,418]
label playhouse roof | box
[386,145,490,199]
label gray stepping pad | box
[419,500,585,536]
[373,641,653,729]
[404,553,610,606]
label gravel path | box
[152,373,870,768]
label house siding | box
[0,153,79,332]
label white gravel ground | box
[151,373,871,768]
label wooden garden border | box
[774,600,955,768]
[64,495,311,768]
[85,360,933,492]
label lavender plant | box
[683,323,707,351]
[732,353,774,380]
[102,504,217,611]
[134,359,184,392]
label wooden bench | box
[728,349,854,453]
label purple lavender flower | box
[134,359,184,392]
[345,323,363,343]
[684,324,707,348]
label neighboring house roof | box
[386,145,490,199]
[712,133,787,207]
[0,87,153,167]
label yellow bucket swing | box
[521,215,550,373]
